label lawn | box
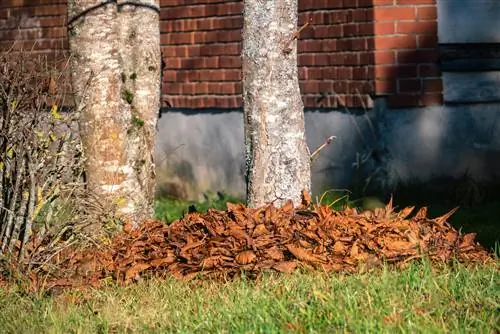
[0,261,498,333]
[0,188,497,333]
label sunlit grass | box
[154,191,242,223]
[0,261,498,333]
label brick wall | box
[160,0,243,109]
[0,1,67,61]
[0,0,442,109]
[373,0,442,107]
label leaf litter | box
[4,193,494,292]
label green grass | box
[0,261,498,333]
[154,192,242,223]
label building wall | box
[161,0,442,109]
[0,1,67,61]
[2,0,500,200]
[0,0,442,109]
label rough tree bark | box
[68,0,161,225]
[242,0,311,207]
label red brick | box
[349,81,372,94]
[313,25,342,38]
[375,50,395,65]
[161,3,243,20]
[373,0,395,4]
[39,16,66,27]
[375,64,417,79]
[375,79,396,94]
[342,24,358,37]
[359,52,374,65]
[334,81,349,93]
[298,39,323,53]
[298,67,308,80]
[219,56,241,68]
[322,39,338,52]
[396,0,436,4]
[377,35,417,49]
[299,0,346,11]
[374,7,416,21]
[417,35,438,48]
[398,79,421,93]
[358,22,374,35]
[421,93,443,106]
[388,94,420,107]
[161,16,243,32]
[345,53,361,65]
[34,5,65,16]
[319,81,334,93]
[350,38,368,51]
[396,21,437,34]
[416,6,437,20]
[397,50,437,63]
[352,8,373,22]
[374,22,395,35]
[162,70,177,82]
[300,81,320,94]
[423,78,442,92]
[353,67,370,80]
[338,67,353,79]
[418,64,440,77]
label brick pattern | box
[0,0,443,109]
[297,1,375,108]
[0,0,67,61]
[373,0,442,107]
[160,0,243,109]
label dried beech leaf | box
[273,261,297,273]
[200,256,223,269]
[301,189,312,206]
[282,200,294,213]
[397,206,414,220]
[19,194,491,289]
[264,246,285,261]
[385,196,393,212]
[286,244,325,264]
[333,241,348,255]
[253,224,269,237]
[459,233,476,249]
[414,207,428,219]
[385,240,415,251]
[150,255,176,267]
[235,250,257,265]
[434,207,459,224]
[125,263,150,281]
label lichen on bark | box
[242,0,311,207]
[68,0,161,225]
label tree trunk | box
[242,0,311,207]
[68,0,160,225]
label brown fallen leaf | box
[273,261,297,273]
[286,244,326,264]
[150,254,176,267]
[124,263,150,282]
[236,250,257,265]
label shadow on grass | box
[389,177,500,254]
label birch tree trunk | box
[242,0,311,207]
[68,0,161,225]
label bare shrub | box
[0,47,84,262]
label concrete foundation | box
[155,98,500,200]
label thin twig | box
[283,19,311,53]
[310,136,336,162]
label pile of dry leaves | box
[23,194,492,291]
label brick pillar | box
[373,0,443,108]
